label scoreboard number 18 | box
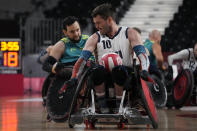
[0,39,21,73]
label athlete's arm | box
[127,28,154,82]
[168,49,189,66]
[127,28,150,71]
[145,48,150,56]
[152,43,164,69]
[37,45,54,64]
[72,33,98,78]
[50,41,65,60]
[42,41,65,73]
[46,45,53,55]
[83,33,98,52]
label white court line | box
[180,106,197,111]
[8,98,43,102]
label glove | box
[165,66,173,81]
[58,78,78,94]
[193,68,197,76]
[55,62,65,73]
[140,70,154,83]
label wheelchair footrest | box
[70,114,84,124]
[70,107,152,125]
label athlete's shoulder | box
[60,37,69,44]
[144,39,152,44]
[188,48,193,52]
[81,34,89,40]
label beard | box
[69,35,81,43]
[100,24,112,36]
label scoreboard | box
[0,39,21,74]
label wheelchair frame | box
[68,60,158,129]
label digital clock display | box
[0,39,21,73]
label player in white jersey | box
[168,43,197,106]
[168,43,197,72]
[96,26,133,66]
[168,43,197,83]
[66,4,152,113]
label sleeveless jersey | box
[60,35,89,64]
[168,48,197,72]
[144,39,157,66]
[182,48,197,71]
[96,27,133,66]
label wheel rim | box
[174,74,187,100]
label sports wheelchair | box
[68,60,158,129]
[165,65,195,109]
[45,66,74,122]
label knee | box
[90,65,106,85]
[57,68,72,80]
[111,65,128,86]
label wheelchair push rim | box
[68,67,92,128]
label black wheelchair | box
[41,73,55,106]
[165,65,195,109]
[45,66,74,122]
[149,70,167,108]
[68,60,158,129]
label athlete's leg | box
[90,65,109,113]
[111,65,129,108]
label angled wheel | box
[133,59,158,129]
[41,73,55,106]
[140,78,158,129]
[46,76,77,122]
[149,74,167,108]
[172,69,194,109]
[68,67,93,128]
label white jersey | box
[96,27,133,66]
[168,48,197,71]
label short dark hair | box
[91,3,115,20]
[63,16,79,30]
[133,27,141,34]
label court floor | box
[0,95,197,131]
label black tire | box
[41,73,55,106]
[46,76,77,122]
[165,75,174,109]
[68,67,92,128]
[150,75,167,108]
[172,69,194,109]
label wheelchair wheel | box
[140,78,158,129]
[68,67,92,128]
[172,69,194,109]
[41,73,55,106]
[149,74,167,108]
[46,76,77,122]
[133,59,158,129]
